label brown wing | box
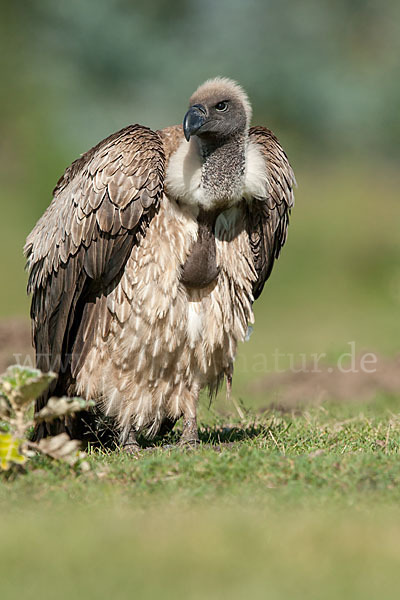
[246,126,295,300]
[25,125,165,409]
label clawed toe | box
[122,442,140,455]
[178,437,200,448]
[121,427,140,455]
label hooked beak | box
[183,104,207,141]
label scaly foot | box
[121,427,140,455]
[179,416,200,446]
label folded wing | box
[246,126,295,300]
[25,125,165,407]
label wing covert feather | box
[25,125,165,381]
[157,124,185,163]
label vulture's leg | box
[179,385,200,446]
[180,415,199,445]
[179,387,200,446]
[121,426,140,454]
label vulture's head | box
[183,77,252,143]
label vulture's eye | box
[215,101,228,112]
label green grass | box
[4,398,400,506]
[4,501,400,600]
[2,399,400,600]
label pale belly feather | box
[75,196,256,436]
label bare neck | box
[195,133,247,206]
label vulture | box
[25,77,295,451]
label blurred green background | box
[1,0,399,396]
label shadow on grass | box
[64,408,273,453]
[197,423,268,445]
[141,421,271,451]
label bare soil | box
[251,354,400,410]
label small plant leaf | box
[0,365,56,407]
[38,433,82,465]
[35,396,95,422]
[0,395,10,418]
[0,432,27,470]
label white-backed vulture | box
[25,77,295,450]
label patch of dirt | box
[251,355,400,410]
[0,318,33,374]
